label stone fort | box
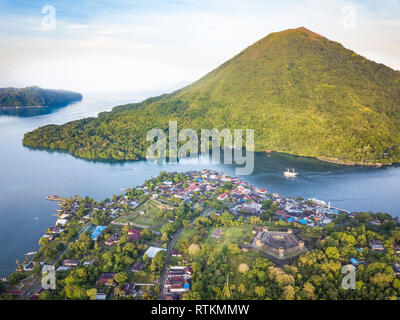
[251,228,306,259]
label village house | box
[96,291,108,300]
[97,273,117,286]
[23,261,36,272]
[211,228,223,239]
[122,283,137,297]
[218,193,228,201]
[42,234,55,241]
[164,266,192,295]
[63,259,80,267]
[51,226,64,234]
[83,259,95,266]
[393,264,400,275]
[56,266,70,272]
[128,228,141,242]
[56,218,68,226]
[171,249,182,257]
[131,261,145,273]
[105,233,121,246]
[370,240,385,252]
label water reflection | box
[0,101,81,118]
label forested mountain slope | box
[23,28,400,164]
[0,86,82,107]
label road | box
[158,209,211,298]
[19,223,90,300]
[158,225,185,298]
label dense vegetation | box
[23,27,400,164]
[0,86,82,107]
[177,211,400,300]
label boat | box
[284,168,298,178]
[24,251,37,256]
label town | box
[1,170,400,300]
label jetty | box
[46,195,66,202]
[24,251,37,256]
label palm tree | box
[221,274,232,299]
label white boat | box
[284,168,298,178]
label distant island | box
[22,27,400,165]
[0,86,82,108]
[1,170,399,300]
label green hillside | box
[23,27,400,164]
[0,86,82,107]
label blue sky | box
[0,0,399,93]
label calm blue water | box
[0,92,399,276]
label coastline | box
[316,157,390,167]
[22,142,395,168]
[0,105,47,109]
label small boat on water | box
[284,168,298,178]
[24,251,37,256]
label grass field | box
[114,200,167,231]
[205,225,253,249]
[175,225,254,252]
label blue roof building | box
[144,246,167,259]
[350,258,360,266]
[91,226,107,240]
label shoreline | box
[0,105,49,109]
[316,157,390,167]
[22,143,395,168]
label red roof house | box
[97,273,117,286]
[128,229,141,242]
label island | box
[1,170,399,300]
[0,86,82,108]
[22,27,400,165]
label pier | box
[46,195,66,202]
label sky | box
[0,0,400,93]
